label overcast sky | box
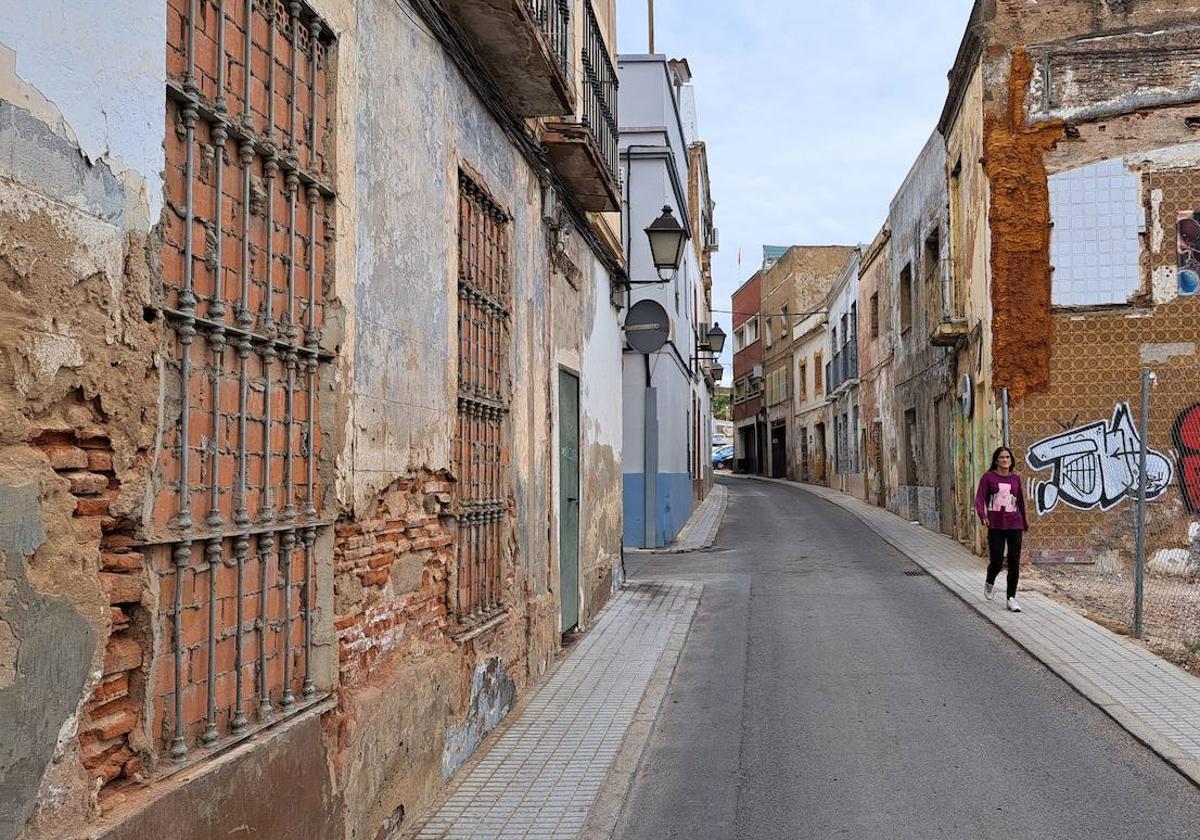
[616,0,975,376]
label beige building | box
[857,227,896,508]
[759,245,854,478]
[792,308,831,485]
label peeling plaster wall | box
[887,132,957,529]
[578,255,624,619]
[0,9,166,837]
[945,60,1000,553]
[856,230,896,508]
[3,1,624,836]
[0,4,166,226]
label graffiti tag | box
[1179,211,1200,296]
[1025,403,1173,515]
[1173,403,1200,514]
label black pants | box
[986,529,1023,599]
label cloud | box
[618,0,974,369]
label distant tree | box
[713,393,731,420]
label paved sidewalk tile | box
[409,581,701,840]
[771,476,1200,785]
[631,483,728,554]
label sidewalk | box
[747,474,1200,788]
[627,482,728,554]
[406,581,700,839]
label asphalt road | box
[614,475,1200,840]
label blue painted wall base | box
[622,473,694,548]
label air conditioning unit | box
[710,227,720,252]
[750,364,763,382]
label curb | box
[580,581,703,840]
[627,483,729,555]
[758,474,1200,791]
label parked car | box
[711,432,730,448]
[712,444,734,470]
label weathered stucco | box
[984,48,1063,401]
[888,131,957,531]
[2,0,625,837]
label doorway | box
[558,370,580,631]
[770,421,787,479]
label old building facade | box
[940,0,1200,571]
[791,306,830,485]
[732,271,764,474]
[857,227,895,509]
[0,1,627,838]
[618,54,718,549]
[760,245,852,480]
[887,132,958,534]
[826,249,863,498]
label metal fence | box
[580,0,618,183]
[526,0,571,79]
[1008,364,1200,670]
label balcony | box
[444,0,575,117]
[929,317,970,348]
[828,341,859,394]
[542,0,620,211]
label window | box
[899,263,913,333]
[746,316,759,344]
[851,404,860,473]
[870,292,879,339]
[904,408,919,485]
[924,227,941,323]
[798,362,807,401]
[733,325,745,353]
[154,0,336,767]
[455,172,511,621]
[814,351,824,396]
[765,317,773,347]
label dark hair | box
[989,446,1016,472]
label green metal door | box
[558,370,581,631]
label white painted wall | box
[0,2,166,224]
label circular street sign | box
[624,299,671,354]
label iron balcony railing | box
[526,0,571,80]
[580,0,618,182]
[828,340,859,393]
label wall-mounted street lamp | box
[644,205,688,281]
[699,322,726,355]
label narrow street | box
[618,476,1200,840]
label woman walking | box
[974,446,1029,612]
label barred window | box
[150,0,335,770]
[454,172,511,622]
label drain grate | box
[903,565,928,576]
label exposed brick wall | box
[334,474,456,685]
[984,48,1063,400]
[33,430,149,802]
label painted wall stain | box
[0,484,95,840]
[441,657,515,780]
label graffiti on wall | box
[1026,403,1174,515]
[1174,403,1200,514]
[1180,211,1200,296]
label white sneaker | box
[984,582,995,600]
[1007,597,1022,613]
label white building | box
[618,55,719,548]
[826,248,864,498]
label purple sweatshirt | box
[974,470,1028,531]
